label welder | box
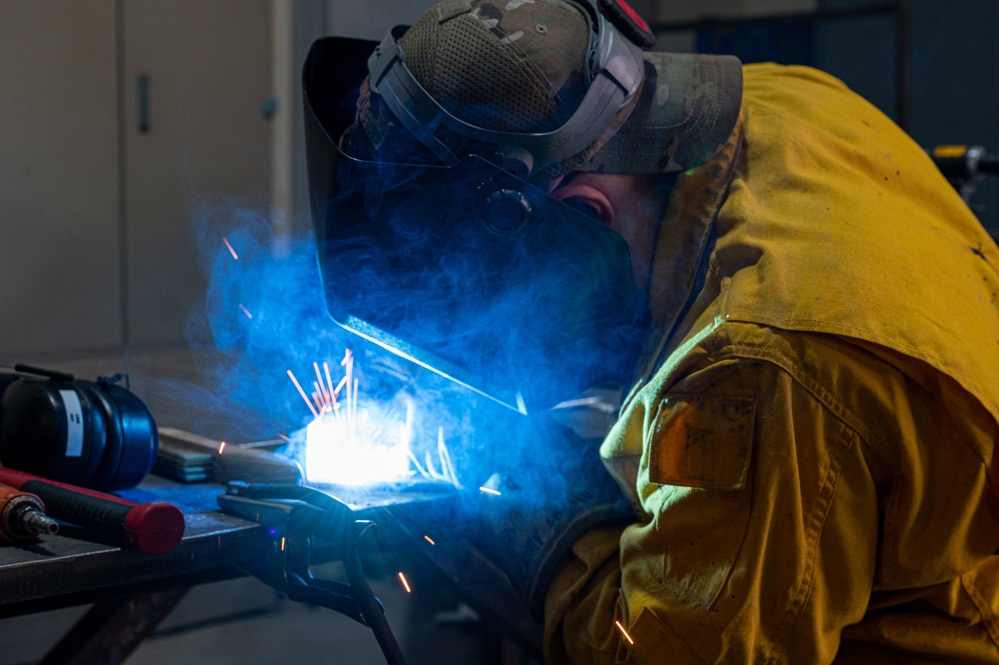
[305,0,999,662]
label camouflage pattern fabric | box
[400,0,590,134]
[582,50,743,174]
[355,0,743,178]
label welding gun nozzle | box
[17,505,59,536]
[0,489,59,542]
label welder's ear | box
[550,181,615,227]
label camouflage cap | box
[357,0,742,178]
[399,0,591,134]
[580,50,743,174]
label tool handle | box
[0,468,184,554]
[981,154,999,174]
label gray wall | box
[327,0,432,39]
[817,0,999,231]
[907,0,998,232]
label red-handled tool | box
[0,467,184,554]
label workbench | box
[0,476,264,664]
[0,350,541,665]
[0,471,493,665]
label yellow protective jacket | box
[545,63,999,664]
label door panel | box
[0,1,121,356]
[124,0,272,346]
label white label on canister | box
[59,389,84,457]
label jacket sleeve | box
[543,354,881,664]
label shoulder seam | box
[711,339,895,468]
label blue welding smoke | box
[175,198,498,485]
[171,196,611,497]
[313,151,650,416]
[184,202,345,437]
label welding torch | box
[0,482,59,543]
[0,467,184,554]
[218,482,407,665]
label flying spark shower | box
[204,229,467,488]
[288,350,461,488]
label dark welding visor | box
[303,37,648,413]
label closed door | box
[0,1,121,356]
[123,0,273,346]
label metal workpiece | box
[157,427,303,485]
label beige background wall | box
[2,0,807,362]
[1,0,274,359]
[0,2,122,356]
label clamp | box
[217,481,407,665]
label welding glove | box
[385,408,632,646]
[471,414,633,616]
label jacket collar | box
[628,112,745,400]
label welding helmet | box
[303,0,741,412]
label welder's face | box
[548,172,663,292]
[304,36,651,410]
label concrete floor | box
[0,576,382,665]
[0,572,509,665]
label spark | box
[397,572,412,593]
[407,425,462,488]
[551,396,618,414]
[341,350,355,429]
[300,351,411,486]
[294,350,462,488]
[217,535,221,548]
[479,486,501,496]
[311,390,325,413]
[615,620,634,645]
[238,304,253,319]
[323,362,335,404]
[280,537,286,551]
[424,535,435,545]
[287,369,320,419]
[218,441,226,454]
[222,236,239,260]
[314,362,331,406]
